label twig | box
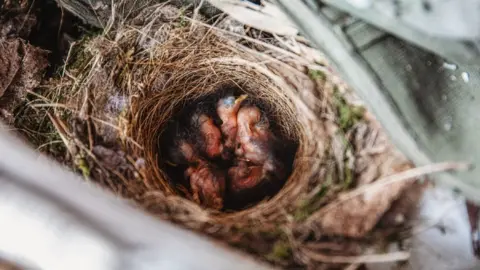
[46,112,75,156]
[183,16,325,69]
[86,0,106,30]
[31,103,75,110]
[273,33,301,54]
[192,0,205,22]
[86,116,95,150]
[344,264,361,270]
[319,162,470,214]
[18,0,36,34]
[301,248,409,264]
[235,42,330,74]
[36,140,63,151]
[57,3,64,42]
[89,116,143,149]
[62,41,76,79]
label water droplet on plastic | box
[462,72,470,83]
[345,0,373,8]
[444,117,452,131]
[443,62,457,70]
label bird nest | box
[20,3,424,269]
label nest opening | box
[155,83,299,211]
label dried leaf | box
[0,39,48,116]
[0,40,22,97]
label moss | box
[333,88,365,132]
[63,29,102,73]
[293,185,329,221]
[308,69,326,81]
[266,240,292,261]
[343,164,353,189]
[75,157,90,178]
[330,88,363,188]
[179,15,188,27]
[260,227,283,239]
[335,130,355,189]
[176,8,190,28]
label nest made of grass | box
[17,3,423,269]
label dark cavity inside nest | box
[158,86,298,211]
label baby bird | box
[165,125,194,166]
[191,113,224,159]
[187,163,226,210]
[175,140,226,210]
[217,94,248,150]
[235,105,272,164]
[176,140,198,163]
[235,105,286,181]
[228,160,264,192]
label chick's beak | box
[235,94,248,104]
